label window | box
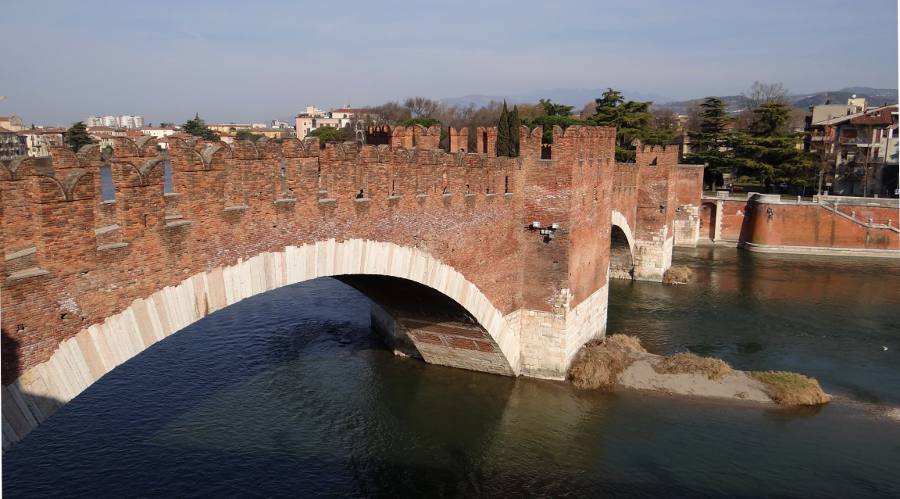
[163,160,174,193]
[100,164,115,201]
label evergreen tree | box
[685,97,732,188]
[496,101,511,157]
[66,121,94,152]
[730,102,813,191]
[590,88,659,161]
[538,98,574,117]
[508,105,521,157]
[182,113,220,141]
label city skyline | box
[1,0,897,125]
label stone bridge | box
[0,124,703,448]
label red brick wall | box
[1,124,672,383]
[675,166,703,208]
[560,127,617,307]
[611,162,638,229]
[743,200,899,250]
[634,145,678,241]
[1,135,528,382]
[718,199,747,241]
[706,197,899,251]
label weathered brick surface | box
[1,125,700,386]
[673,165,704,247]
[702,196,899,252]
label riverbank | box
[569,335,830,406]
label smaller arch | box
[610,210,636,280]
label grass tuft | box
[750,371,831,406]
[606,334,647,353]
[653,352,733,380]
[663,266,693,285]
[567,334,645,390]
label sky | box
[2,0,897,125]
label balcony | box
[839,137,875,146]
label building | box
[295,106,341,138]
[87,115,145,129]
[0,126,26,159]
[17,128,66,157]
[87,126,127,140]
[294,106,374,138]
[806,97,899,197]
[0,115,25,132]
[140,126,177,139]
[207,122,296,141]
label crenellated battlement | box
[0,125,640,240]
[1,127,545,274]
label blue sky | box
[2,0,897,125]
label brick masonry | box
[699,193,899,255]
[1,125,700,448]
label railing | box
[818,199,899,234]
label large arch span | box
[2,239,520,447]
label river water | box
[4,248,900,498]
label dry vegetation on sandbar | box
[653,352,734,380]
[567,334,645,390]
[662,265,693,285]
[750,371,831,406]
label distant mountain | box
[441,86,898,116]
[660,87,898,115]
[441,88,674,109]
[790,87,897,109]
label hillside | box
[660,87,898,114]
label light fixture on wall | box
[527,221,561,242]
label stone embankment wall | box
[699,193,899,256]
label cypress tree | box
[497,101,510,157]
[508,105,521,157]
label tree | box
[403,96,439,119]
[590,88,661,161]
[182,113,219,141]
[308,125,355,147]
[508,105,521,157]
[368,101,411,124]
[496,101,511,157]
[685,97,732,188]
[66,121,94,152]
[579,101,596,120]
[538,98,574,117]
[741,81,789,111]
[651,108,679,131]
[235,130,264,142]
[730,102,814,191]
[399,117,441,128]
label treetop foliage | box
[399,117,441,128]
[66,121,94,153]
[182,113,219,141]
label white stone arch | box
[3,239,520,447]
[609,210,636,280]
[611,210,635,253]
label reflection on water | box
[609,248,900,407]
[4,249,900,498]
